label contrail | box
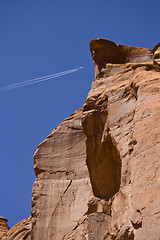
[0,67,84,92]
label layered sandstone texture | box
[1,39,160,240]
[0,217,31,240]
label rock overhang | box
[90,38,155,76]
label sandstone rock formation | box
[1,38,160,239]
[0,217,31,240]
[153,43,160,65]
[0,218,9,239]
[31,110,91,239]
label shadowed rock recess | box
[1,38,160,240]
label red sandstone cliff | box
[1,39,160,240]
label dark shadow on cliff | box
[82,110,121,199]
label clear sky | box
[0,0,159,228]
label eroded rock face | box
[0,218,9,239]
[65,39,160,240]
[90,38,154,76]
[0,217,31,240]
[153,43,160,64]
[31,110,92,240]
[2,39,160,240]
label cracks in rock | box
[46,180,73,239]
[120,80,139,185]
[130,209,142,230]
[124,62,160,73]
[128,138,137,156]
[34,167,45,177]
[34,165,78,179]
[131,221,142,230]
[130,82,139,100]
[63,180,72,194]
[122,82,139,101]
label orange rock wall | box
[1,39,160,240]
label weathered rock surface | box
[1,38,160,239]
[31,110,92,239]
[0,217,31,240]
[90,38,154,76]
[0,218,9,239]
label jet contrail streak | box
[0,69,78,91]
[0,67,83,92]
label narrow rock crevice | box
[122,82,139,101]
[34,167,45,177]
[131,221,142,230]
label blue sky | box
[0,0,159,228]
